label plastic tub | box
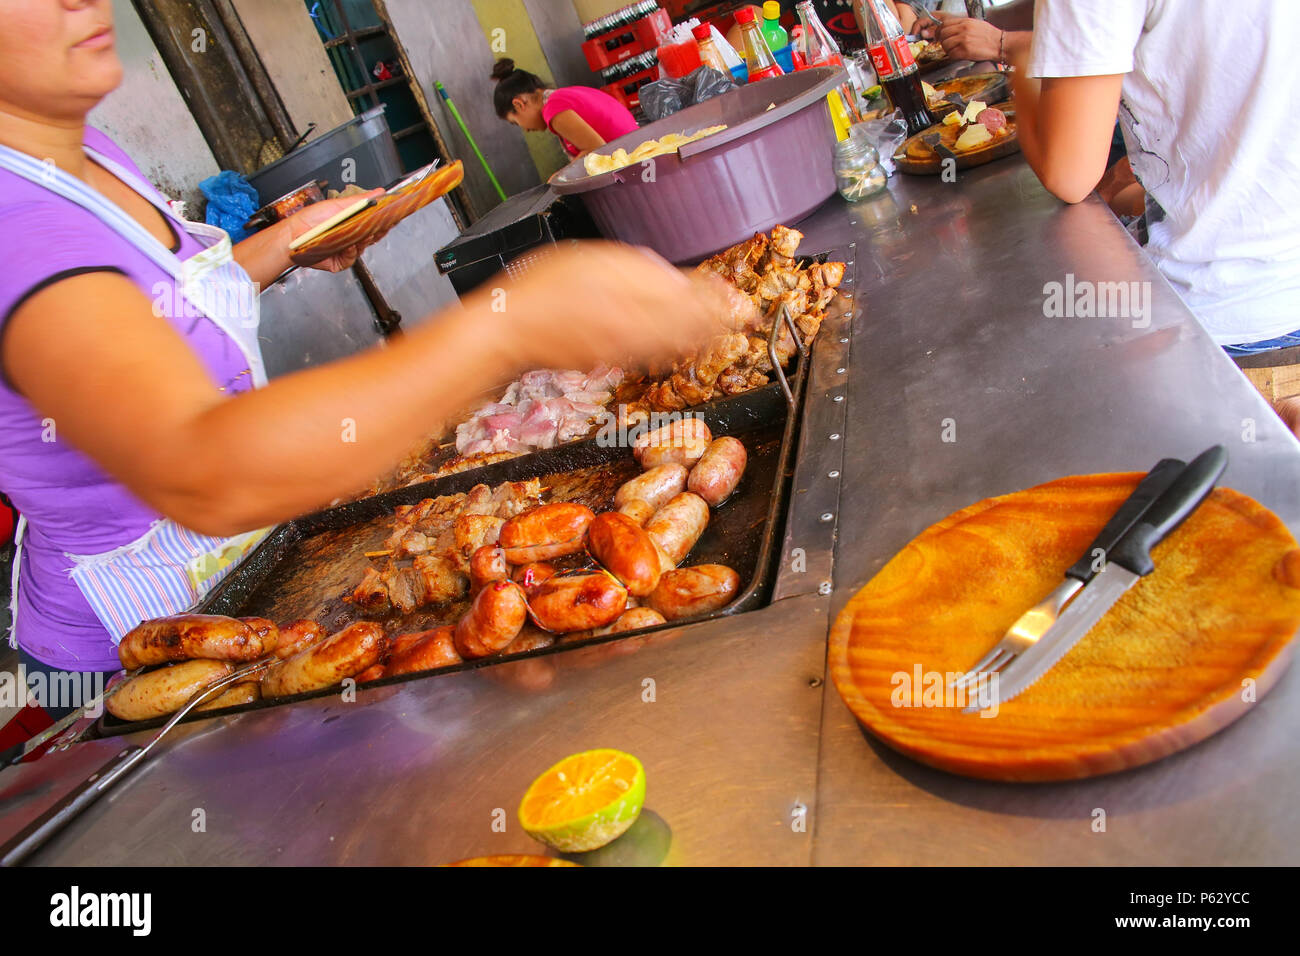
[549,67,845,263]
[247,106,402,206]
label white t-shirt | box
[1028,0,1300,345]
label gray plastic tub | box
[549,67,845,263]
[247,106,402,206]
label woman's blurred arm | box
[2,244,726,536]
[547,110,606,159]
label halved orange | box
[518,749,646,852]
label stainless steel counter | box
[4,157,1298,865]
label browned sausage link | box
[593,607,668,636]
[470,545,510,595]
[586,512,663,597]
[238,617,280,655]
[498,502,595,564]
[616,499,656,527]
[638,436,711,471]
[646,565,740,621]
[527,573,628,633]
[107,660,235,721]
[633,417,712,466]
[503,626,555,655]
[354,664,386,684]
[275,619,327,660]
[686,437,748,507]
[512,562,557,589]
[194,679,261,712]
[261,622,387,698]
[644,492,710,565]
[614,463,689,512]
[118,614,266,669]
[385,626,462,677]
[454,581,528,658]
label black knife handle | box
[1065,457,1186,584]
[1109,445,1228,577]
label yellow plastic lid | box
[763,1,781,19]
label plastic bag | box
[640,66,738,122]
[854,109,909,176]
[200,170,260,243]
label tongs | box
[0,657,274,866]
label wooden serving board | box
[288,160,464,266]
[828,473,1300,782]
[894,100,1019,175]
[925,72,1009,120]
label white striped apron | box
[0,142,270,648]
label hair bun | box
[490,58,516,82]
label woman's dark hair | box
[491,58,547,118]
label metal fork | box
[907,1,942,31]
[949,578,1082,694]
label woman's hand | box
[468,242,732,371]
[282,189,386,273]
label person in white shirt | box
[1010,0,1300,433]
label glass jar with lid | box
[833,127,888,202]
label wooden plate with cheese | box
[893,99,1019,175]
[828,472,1300,782]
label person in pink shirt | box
[491,58,638,158]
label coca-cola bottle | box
[796,0,844,69]
[855,0,935,135]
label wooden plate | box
[924,72,1009,120]
[893,100,1018,175]
[288,160,464,266]
[828,473,1300,782]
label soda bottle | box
[734,6,784,82]
[855,0,935,135]
[761,2,794,74]
[796,1,844,69]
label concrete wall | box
[229,0,355,141]
[88,0,220,211]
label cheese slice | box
[942,111,962,127]
[921,80,937,101]
[961,99,988,124]
[955,123,993,151]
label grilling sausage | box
[118,614,268,669]
[454,581,528,658]
[616,499,656,527]
[498,502,594,564]
[686,437,747,506]
[275,619,327,659]
[527,573,627,633]
[470,545,510,595]
[614,463,689,512]
[194,680,261,712]
[107,659,234,721]
[633,418,712,470]
[647,565,740,620]
[261,622,386,698]
[238,617,280,655]
[512,561,558,590]
[593,607,667,636]
[386,626,462,676]
[644,492,710,565]
[587,512,663,597]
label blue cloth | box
[1223,330,1300,356]
[199,170,259,243]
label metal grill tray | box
[94,353,808,737]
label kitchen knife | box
[952,455,1187,695]
[0,669,138,769]
[975,444,1228,710]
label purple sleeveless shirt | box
[0,128,254,671]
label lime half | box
[519,749,646,853]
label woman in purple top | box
[0,1,722,725]
[491,58,639,158]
